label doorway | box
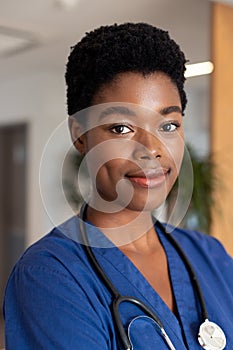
[0,123,28,346]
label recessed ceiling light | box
[209,0,233,6]
[55,0,80,10]
[185,61,214,78]
[0,26,38,57]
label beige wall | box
[211,2,233,255]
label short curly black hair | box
[65,22,187,116]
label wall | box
[211,2,233,255]
[0,70,68,245]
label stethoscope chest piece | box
[198,320,226,350]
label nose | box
[133,130,162,160]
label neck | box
[85,205,160,250]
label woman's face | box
[74,72,184,213]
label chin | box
[123,193,167,213]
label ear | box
[68,116,86,155]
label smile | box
[125,168,169,189]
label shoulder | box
[171,226,228,254]
[6,216,102,294]
[167,225,233,272]
[4,216,113,349]
[4,215,111,321]
[15,216,85,270]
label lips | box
[125,168,169,188]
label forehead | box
[92,71,181,112]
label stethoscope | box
[79,203,227,350]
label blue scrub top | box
[3,216,233,349]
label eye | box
[110,124,133,134]
[160,122,179,132]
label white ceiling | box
[0,0,232,81]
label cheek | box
[164,137,184,173]
[174,142,184,170]
[96,159,127,182]
[86,138,136,171]
[94,160,132,204]
[88,159,125,193]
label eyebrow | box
[98,106,137,120]
[159,106,183,116]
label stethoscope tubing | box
[155,220,208,321]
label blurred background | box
[1,0,233,347]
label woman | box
[4,23,233,349]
